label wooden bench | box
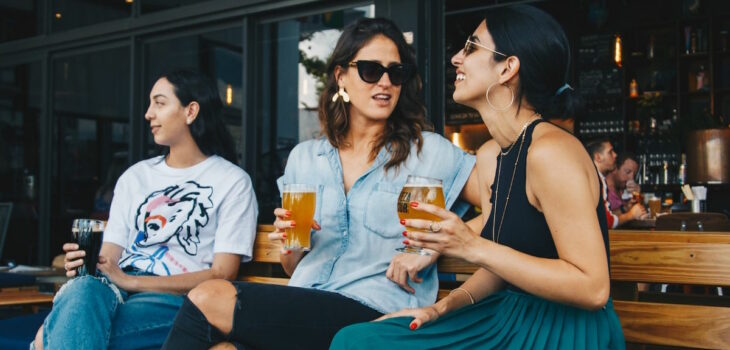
[610,230,730,349]
[244,225,730,349]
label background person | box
[34,69,258,350]
[606,152,642,214]
[587,138,646,227]
[331,5,625,349]
[161,18,480,350]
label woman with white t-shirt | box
[33,69,258,350]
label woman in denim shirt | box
[162,18,479,350]
[332,5,624,350]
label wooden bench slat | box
[610,231,730,286]
[240,276,290,286]
[437,257,479,274]
[614,300,730,349]
[252,232,282,264]
[0,292,53,306]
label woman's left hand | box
[97,256,134,290]
[402,201,480,260]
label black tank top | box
[480,120,610,265]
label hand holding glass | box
[282,184,316,251]
[397,175,445,255]
[71,219,105,277]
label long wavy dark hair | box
[318,18,431,171]
[157,69,237,164]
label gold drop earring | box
[331,86,350,103]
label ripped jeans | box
[41,271,183,350]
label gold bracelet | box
[449,287,475,305]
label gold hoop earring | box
[331,86,350,103]
[486,83,514,111]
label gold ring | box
[429,222,441,233]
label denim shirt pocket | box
[363,182,402,238]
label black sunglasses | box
[347,60,412,85]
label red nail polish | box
[290,221,296,227]
[409,322,417,330]
[400,219,406,225]
[402,231,408,237]
[285,211,291,217]
[403,239,409,245]
[410,202,418,208]
[282,233,287,239]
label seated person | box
[587,138,646,228]
[331,5,624,349]
[161,18,480,350]
[33,69,258,350]
[606,152,642,215]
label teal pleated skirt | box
[330,289,625,350]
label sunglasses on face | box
[347,60,412,85]
[463,35,507,57]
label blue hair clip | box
[555,83,573,96]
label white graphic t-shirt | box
[103,155,258,276]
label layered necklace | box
[492,116,540,243]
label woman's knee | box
[187,279,237,333]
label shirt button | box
[343,231,347,236]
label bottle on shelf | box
[629,78,639,98]
[678,153,687,185]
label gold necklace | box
[500,112,539,156]
[492,117,539,243]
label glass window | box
[52,47,130,254]
[0,62,41,265]
[143,26,243,164]
[52,0,132,33]
[254,5,374,224]
[141,0,216,14]
[0,1,41,43]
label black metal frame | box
[2,0,409,265]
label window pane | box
[0,1,40,43]
[0,62,41,264]
[52,47,130,255]
[141,0,216,14]
[143,26,243,164]
[52,0,132,33]
[254,5,374,224]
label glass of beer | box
[282,184,316,251]
[396,175,445,255]
[71,219,106,277]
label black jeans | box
[162,282,382,350]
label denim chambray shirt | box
[276,131,475,314]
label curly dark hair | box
[318,18,432,171]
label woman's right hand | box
[374,305,440,330]
[268,208,320,255]
[62,243,85,277]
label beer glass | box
[396,175,445,255]
[282,184,316,251]
[72,219,106,277]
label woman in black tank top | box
[331,5,625,350]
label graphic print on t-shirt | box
[119,181,214,275]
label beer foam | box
[402,184,443,188]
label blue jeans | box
[42,273,183,350]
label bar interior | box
[0,0,729,348]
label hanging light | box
[614,34,622,67]
[125,0,133,3]
[55,12,62,19]
[226,84,233,105]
